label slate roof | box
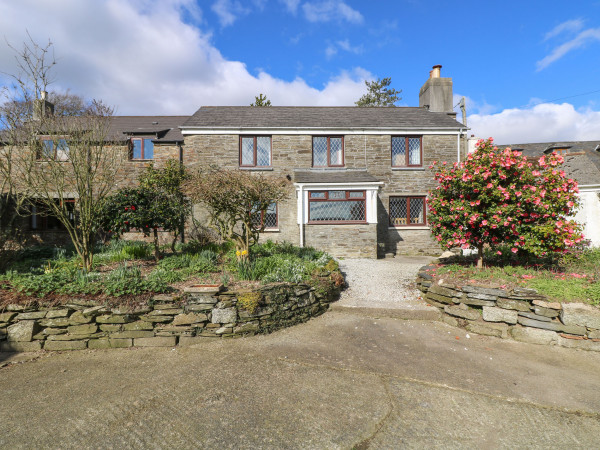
[182,106,466,130]
[108,116,189,143]
[505,141,600,157]
[501,141,600,186]
[294,169,381,184]
[0,116,189,144]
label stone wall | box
[0,282,340,353]
[183,133,465,257]
[304,224,377,259]
[417,265,600,351]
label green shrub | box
[147,267,186,284]
[8,266,76,296]
[121,243,152,259]
[261,258,309,283]
[104,263,167,297]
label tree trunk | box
[171,231,178,254]
[476,244,484,269]
[153,227,160,262]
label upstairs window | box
[308,190,365,223]
[545,147,569,155]
[392,136,422,167]
[389,196,426,226]
[131,138,154,160]
[39,138,69,160]
[240,136,271,167]
[313,136,344,167]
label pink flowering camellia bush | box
[427,138,585,268]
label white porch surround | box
[294,181,383,247]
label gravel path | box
[335,256,438,314]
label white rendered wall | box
[574,188,600,247]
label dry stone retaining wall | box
[0,283,340,353]
[417,264,600,351]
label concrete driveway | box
[1,257,600,448]
[2,311,600,448]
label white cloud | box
[0,0,371,114]
[453,93,498,116]
[468,103,600,145]
[336,39,363,54]
[279,0,301,13]
[302,1,363,24]
[537,23,600,70]
[324,39,363,59]
[325,44,338,59]
[211,0,249,27]
[543,18,584,41]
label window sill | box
[130,159,154,162]
[388,226,430,230]
[239,167,273,171]
[391,167,425,171]
[307,221,368,225]
[263,228,280,232]
[311,167,346,170]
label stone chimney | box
[419,65,455,116]
[33,90,54,120]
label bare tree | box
[1,36,118,271]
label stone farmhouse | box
[11,66,470,258]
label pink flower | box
[511,248,518,253]
[496,251,502,255]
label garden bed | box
[417,248,600,351]
[0,240,345,352]
[0,240,342,307]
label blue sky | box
[1,0,600,143]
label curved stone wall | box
[0,282,340,353]
[417,264,600,352]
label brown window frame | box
[389,196,427,227]
[312,136,345,168]
[391,136,423,168]
[251,202,279,230]
[130,137,155,161]
[30,199,76,231]
[308,190,366,224]
[239,136,272,168]
[37,136,70,161]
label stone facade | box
[416,264,600,351]
[6,113,466,257]
[18,142,182,246]
[185,133,466,258]
[0,281,341,353]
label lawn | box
[0,239,340,308]
[431,247,600,306]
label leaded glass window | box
[240,136,271,167]
[308,191,365,223]
[312,136,344,167]
[389,196,426,226]
[251,202,278,229]
[392,136,422,167]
